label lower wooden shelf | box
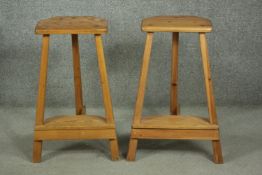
[131,115,219,140]
[34,129,117,140]
[34,115,117,141]
[131,129,219,140]
[35,114,115,130]
[133,115,218,130]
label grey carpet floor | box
[0,105,261,175]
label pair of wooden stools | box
[33,16,223,164]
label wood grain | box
[199,33,223,163]
[133,32,154,124]
[199,33,217,124]
[72,34,85,115]
[109,139,120,160]
[94,34,119,159]
[35,115,115,130]
[133,115,218,129]
[126,139,138,161]
[131,129,219,140]
[95,34,115,123]
[142,16,212,32]
[35,16,107,34]
[212,140,224,164]
[34,129,116,140]
[32,141,42,163]
[33,35,49,163]
[170,32,179,115]
[35,34,49,125]
[127,19,223,163]
[33,18,119,161]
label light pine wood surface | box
[35,16,107,34]
[95,34,115,123]
[133,115,218,129]
[133,32,154,124]
[170,32,179,115]
[33,17,119,162]
[199,32,223,163]
[33,34,49,163]
[127,16,223,164]
[142,16,212,32]
[71,34,85,115]
[131,129,219,140]
[34,129,117,140]
[35,115,115,130]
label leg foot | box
[109,139,119,160]
[32,140,42,163]
[127,138,138,161]
[212,140,223,164]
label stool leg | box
[170,32,180,115]
[94,34,119,160]
[127,32,154,161]
[212,140,223,163]
[199,33,217,124]
[33,34,50,163]
[33,140,42,163]
[133,32,154,124]
[127,138,138,161]
[109,139,120,160]
[94,34,114,123]
[199,33,223,164]
[72,34,85,115]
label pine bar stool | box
[127,16,223,163]
[32,16,119,162]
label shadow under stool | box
[32,16,119,162]
[127,16,223,164]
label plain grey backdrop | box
[0,0,261,108]
[0,1,262,175]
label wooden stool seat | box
[35,16,107,34]
[142,16,212,32]
[133,115,218,130]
